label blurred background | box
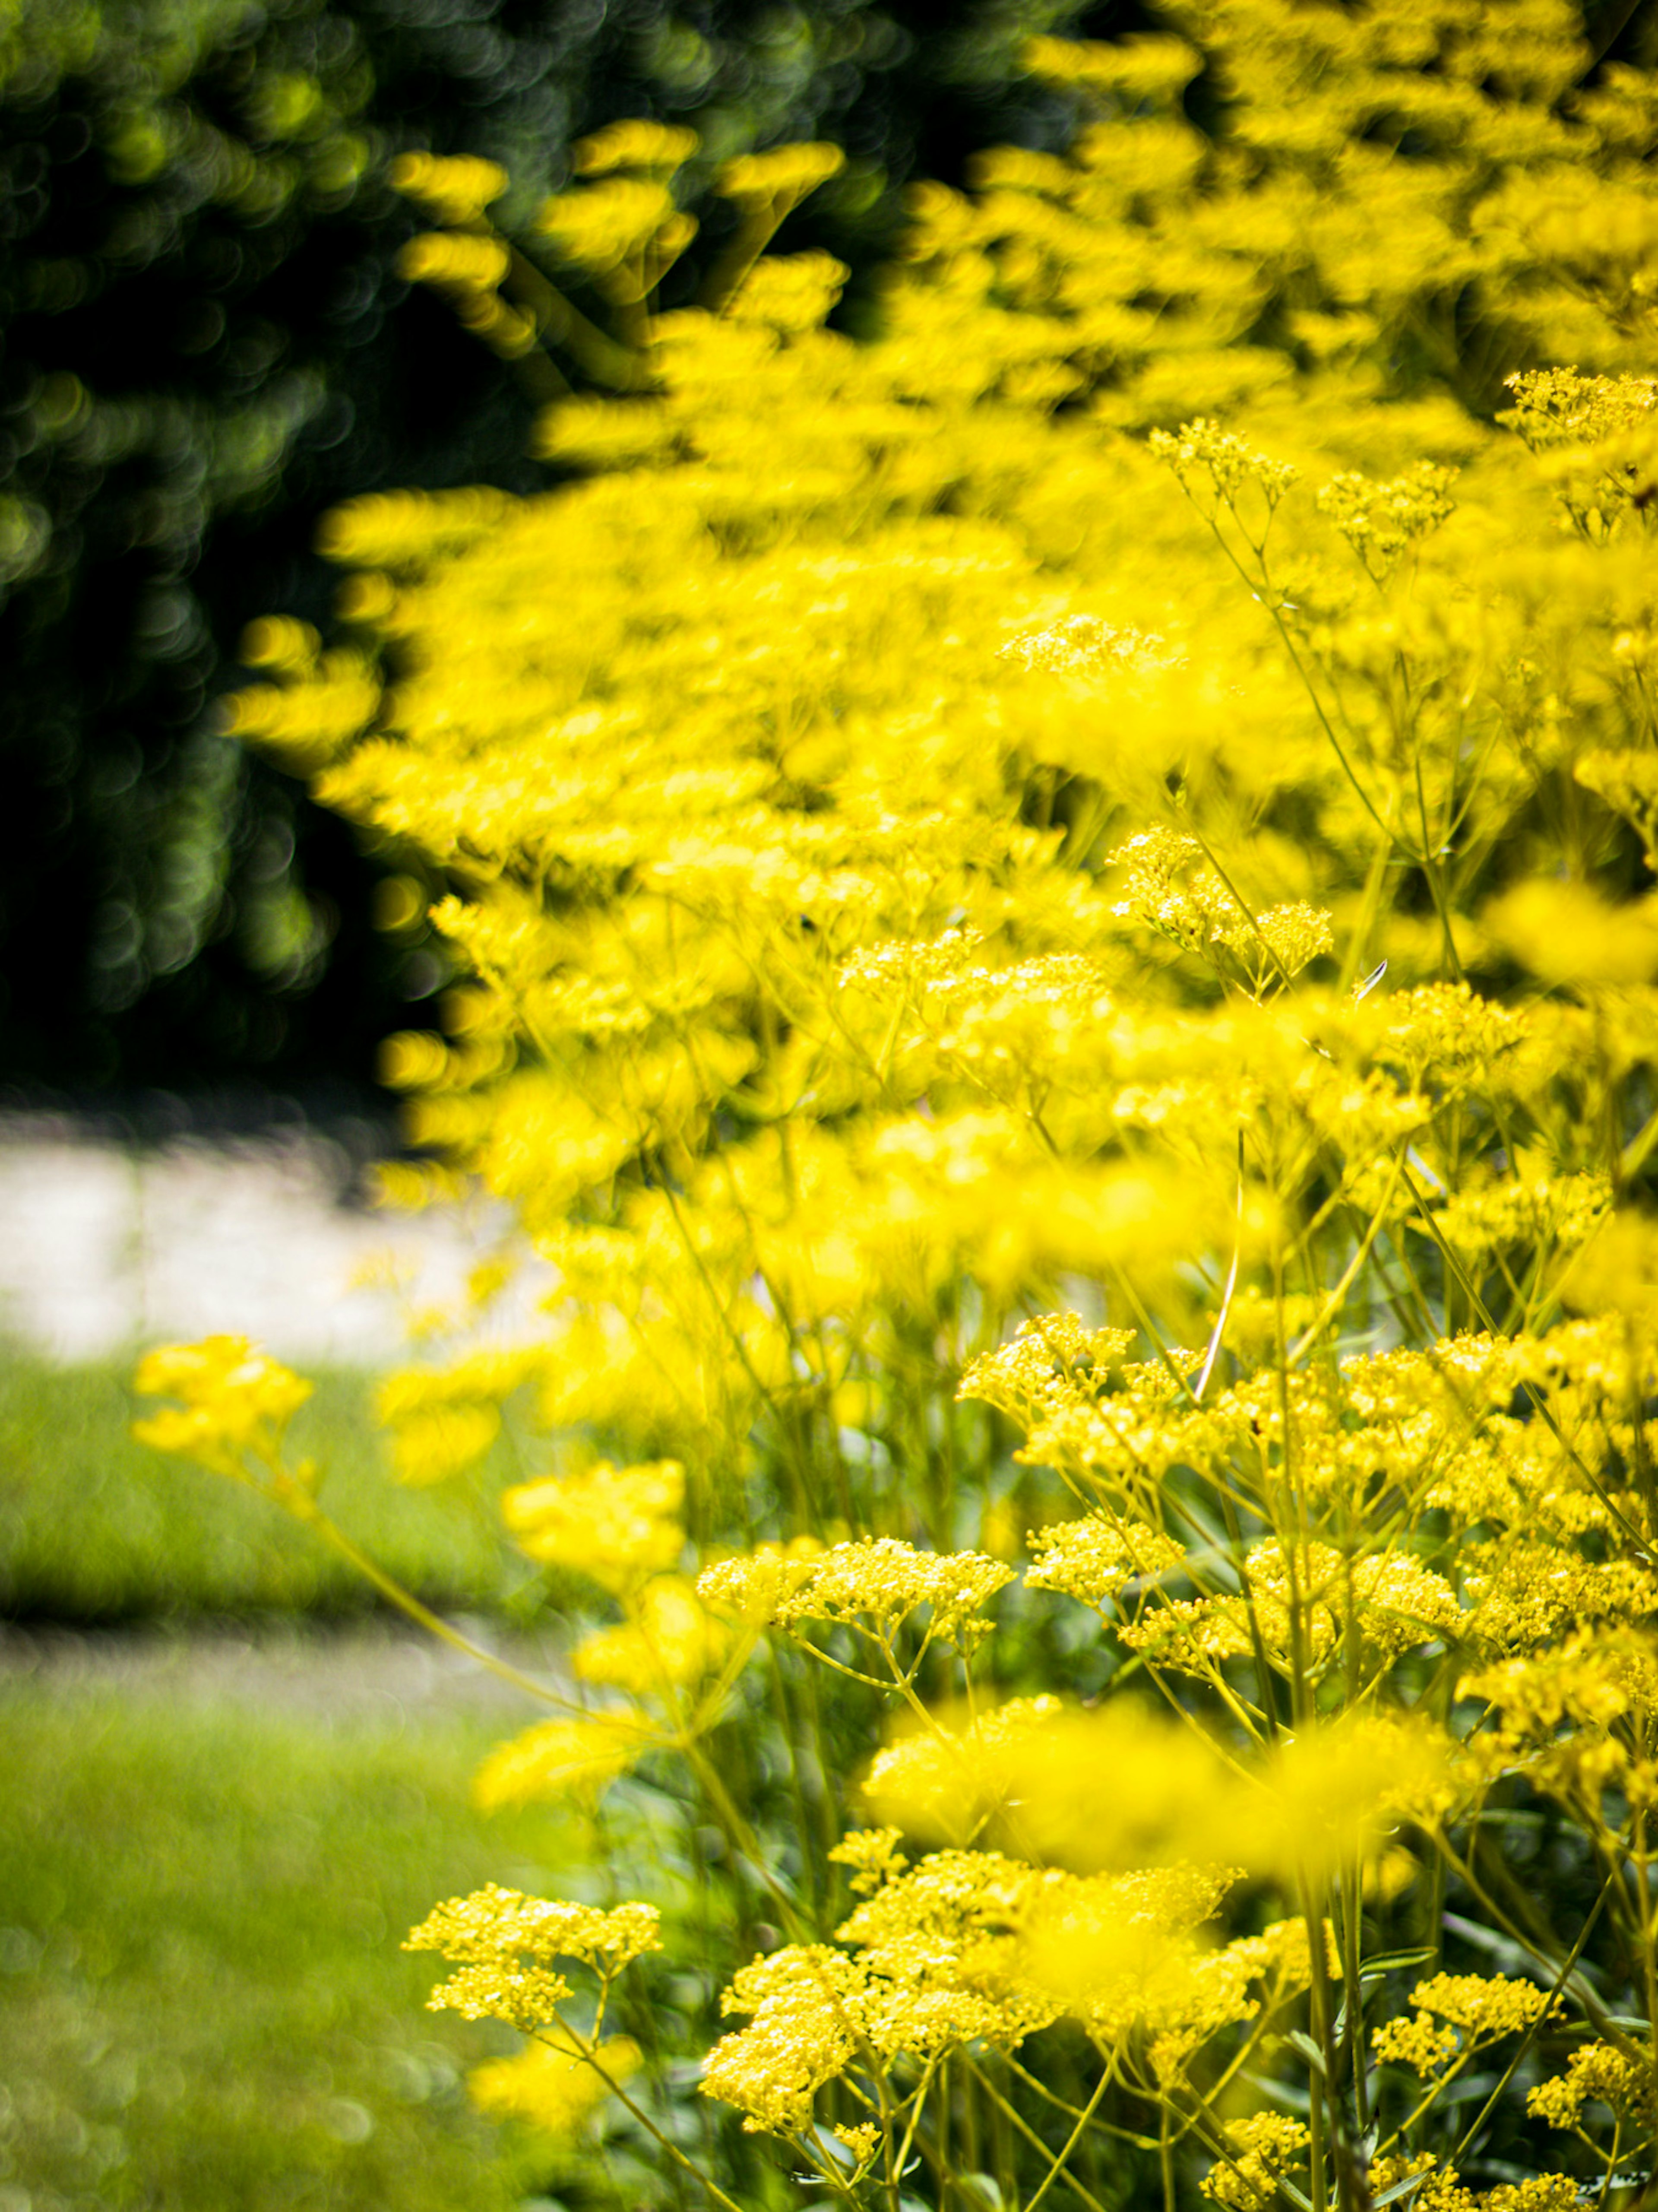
[0,1,1120,2204]
[0,0,1116,1102]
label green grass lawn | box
[0,1356,669,2209]
[0,1654,595,2212]
[0,1353,535,1623]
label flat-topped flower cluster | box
[132,5,1658,2206]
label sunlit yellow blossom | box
[699,1535,1011,1651]
[504,1461,685,1591]
[1209,899,1335,984]
[1024,1512,1187,1609]
[471,1713,648,1812]
[1148,418,1299,513]
[1372,2011,1461,2077]
[999,613,1178,678]
[828,1827,910,1896]
[469,2029,640,2138]
[1120,1540,1465,1676]
[405,1885,660,2031]
[693,1537,823,1626]
[1315,463,1459,578]
[210,14,1658,2205]
[1224,1915,1342,1996]
[1529,2041,1658,2129]
[1202,2112,1310,2212]
[701,1944,867,2134]
[832,2120,880,2164]
[132,1335,313,1480]
[572,1576,729,1693]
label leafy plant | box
[136,8,1658,2207]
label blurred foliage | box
[0,1354,536,1619]
[0,0,1104,1094]
[0,1670,582,2207]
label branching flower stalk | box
[128,6,1658,2206]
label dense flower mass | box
[132,5,1658,2209]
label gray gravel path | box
[0,1618,560,1718]
[0,1123,551,1365]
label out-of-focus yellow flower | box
[396,231,511,290]
[1558,1207,1658,1319]
[1484,879,1658,987]
[573,1575,730,1694]
[1234,1713,1458,1882]
[471,1712,648,1813]
[1576,746,1658,866]
[573,120,698,176]
[131,1336,313,1481]
[469,2028,640,2138]
[388,152,508,226]
[861,1695,1063,1844]
[504,1460,685,1591]
[387,1402,501,1485]
[716,142,844,212]
[988,1700,1235,1872]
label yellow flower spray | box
[133,7,1658,2205]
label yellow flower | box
[1529,2041,1657,2129]
[405,1885,661,2031]
[699,1535,1011,1651]
[827,1827,910,1897]
[388,152,509,225]
[131,1336,312,1480]
[1202,2113,1311,2212]
[572,1576,730,1694]
[504,1461,685,1591]
[469,2030,641,2139]
[471,1714,649,1812]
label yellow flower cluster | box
[147,7,1658,2205]
[405,1885,661,2030]
[1529,2041,1658,2130]
[698,1537,1012,1651]
[1314,463,1460,578]
[503,1460,685,1591]
[1373,1973,1560,2077]
[1024,1512,1187,1609]
[1202,2112,1310,2212]
[131,1336,312,1483]
[469,2028,641,2140]
[702,1843,1250,2136]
